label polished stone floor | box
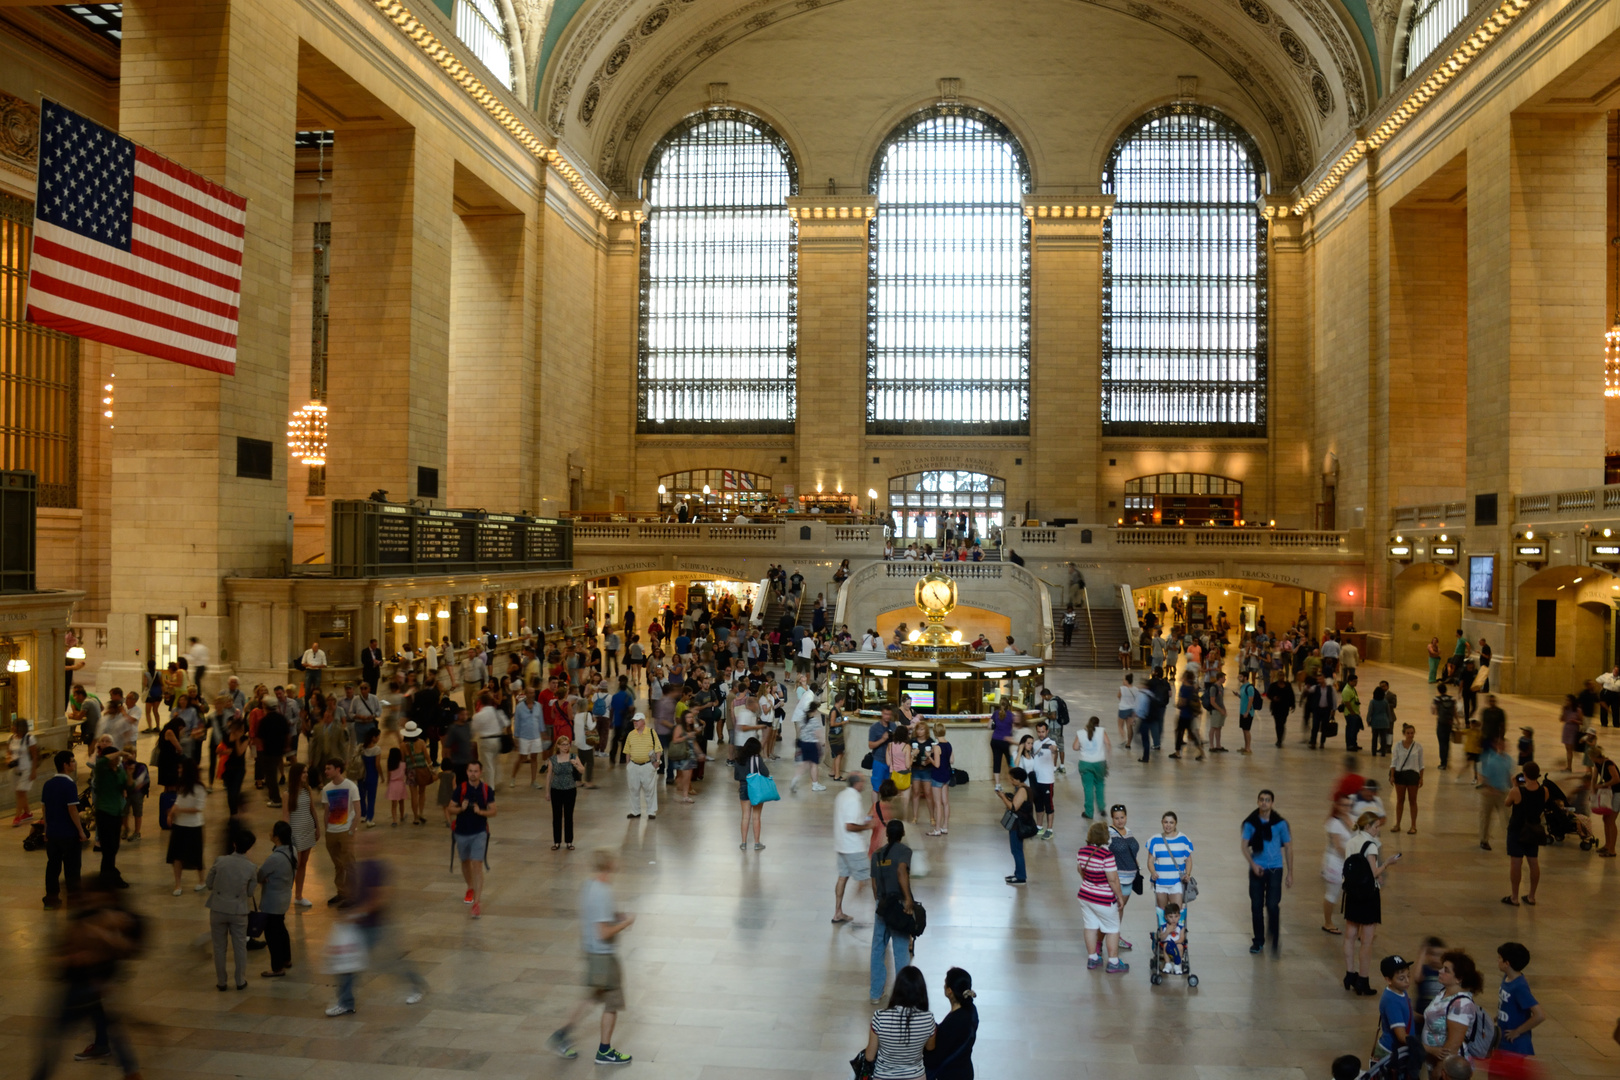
[5,658,1619,1079]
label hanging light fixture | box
[288,401,329,465]
[415,610,429,622]
[66,644,87,660]
[1609,153,1620,397]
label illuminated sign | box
[1431,545,1457,557]
[1592,545,1620,557]
[1388,545,1411,557]
[1515,545,1545,558]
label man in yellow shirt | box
[623,714,661,820]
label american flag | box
[25,99,246,375]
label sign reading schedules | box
[331,501,572,578]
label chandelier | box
[1607,322,1620,398]
[288,402,328,466]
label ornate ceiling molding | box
[545,0,1336,191]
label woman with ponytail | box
[924,967,978,1079]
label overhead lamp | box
[950,630,962,643]
[506,600,518,610]
[6,656,29,673]
[436,607,449,619]
[392,613,407,624]
[1574,577,1585,584]
[1394,535,1403,543]
[1439,533,1448,542]
[702,485,711,495]
[66,645,86,660]
[415,611,429,621]
[1606,529,1613,538]
[288,401,329,466]
[907,630,921,643]
[657,484,667,495]
[1524,530,1534,540]
[475,603,488,613]
[868,489,878,500]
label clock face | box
[921,580,953,610]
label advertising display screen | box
[1468,554,1495,610]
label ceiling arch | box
[535,0,1380,193]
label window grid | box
[638,109,798,434]
[1102,105,1267,437]
[1403,0,1472,77]
[1,193,79,508]
[455,0,514,90]
[57,5,122,45]
[886,470,1006,540]
[867,107,1030,435]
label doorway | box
[148,616,180,668]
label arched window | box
[887,470,1006,541]
[657,468,772,512]
[1123,473,1243,527]
[867,107,1030,435]
[639,109,797,433]
[1102,105,1267,437]
[1402,0,1472,77]
[455,0,516,90]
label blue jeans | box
[870,917,910,1000]
[336,923,427,1010]
[1009,827,1026,880]
[870,759,890,791]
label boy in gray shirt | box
[547,850,635,1066]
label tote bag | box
[746,770,780,806]
[322,921,369,974]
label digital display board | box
[1468,554,1495,610]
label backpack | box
[1340,840,1376,899]
[1200,683,1215,711]
[1053,695,1071,726]
[1435,695,1457,725]
[1449,992,1499,1060]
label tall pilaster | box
[789,196,875,496]
[1265,199,1313,527]
[104,0,298,686]
[1024,196,1109,521]
[324,126,454,505]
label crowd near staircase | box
[1047,605,1133,669]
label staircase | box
[1049,608,1133,668]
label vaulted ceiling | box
[527,0,1406,195]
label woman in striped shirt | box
[861,964,936,1080]
[1076,821,1128,973]
[1143,811,1194,920]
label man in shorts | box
[547,849,634,1065]
[445,760,496,918]
[832,771,871,924]
[512,683,546,789]
[1040,687,1069,774]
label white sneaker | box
[811,783,827,792]
[325,1004,354,1017]
[405,991,423,1005]
[293,897,313,908]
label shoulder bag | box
[745,763,780,806]
[1169,840,1198,903]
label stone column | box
[789,197,876,496]
[1467,111,1607,691]
[1024,196,1109,521]
[102,0,298,690]
[596,205,642,503]
[1264,199,1313,527]
[324,126,453,505]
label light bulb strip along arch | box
[1292,0,1538,216]
[370,1,627,221]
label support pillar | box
[103,0,298,691]
[790,196,875,498]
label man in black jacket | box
[1264,675,1296,747]
[1140,668,1171,762]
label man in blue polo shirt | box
[609,676,635,764]
[1240,789,1292,954]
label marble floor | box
[4,658,1619,1080]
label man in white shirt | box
[797,634,816,676]
[462,648,488,710]
[319,760,360,905]
[1028,721,1059,839]
[349,683,383,746]
[187,637,211,696]
[469,690,507,788]
[860,630,881,653]
[301,642,327,696]
[423,640,439,681]
[831,771,871,924]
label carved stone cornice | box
[787,194,875,254]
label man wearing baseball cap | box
[1371,954,1416,1078]
[623,713,661,820]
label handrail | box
[1080,586,1097,670]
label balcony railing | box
[1516,486,1620,519]
[1391,501,1468,528]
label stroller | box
[1542,777,1598,850]
[1148,903,1199,988]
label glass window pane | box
[867,109,1030,435]
[1404,0,1472,76]
[640,111,797,432]
[1101,107,1266,437]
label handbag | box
[1170,844,1199,903]
[891,770,912,792]
[321,920,369,974]
[860,752,874,770]
[246,896,266,939]
[850,1050,876,1079]
[499,730,515,754]
[1132,873,1145,896]
[878,892,928,938]
[411,765,435,788]
[746,770,780,806]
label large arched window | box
[639,109,797,433]
[1402,0,1472,77]
[887,470,1006,540]
[1102,105,1266,437]
[867,107,1030,435]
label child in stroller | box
[1151,902,1198,986]
[1542,775,1598,849]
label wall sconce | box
[3,638,30,673]
[506,600,518,610]
[392,613,407,624]
[415,610,429,621]
[475,602,488,613]
[436,607,450,619]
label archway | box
[887,470,1005,541]
[1131,576,1323,641]
[1391,562,1464,672]
[1515,566,1616,698]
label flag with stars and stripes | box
[25,99,247,375]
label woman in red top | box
[1076,821,1128,973]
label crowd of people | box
[14,595,1620,1080]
